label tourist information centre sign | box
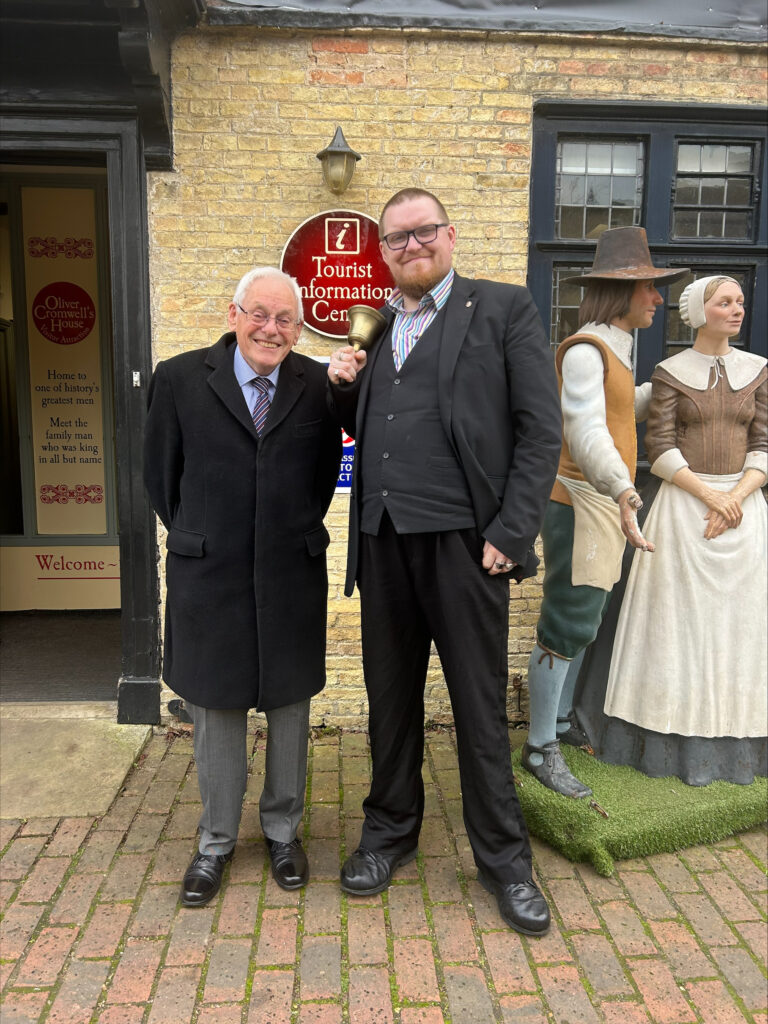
[281,209,393,339]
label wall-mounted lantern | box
[316,126,361,195]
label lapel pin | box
[466,301,472,307]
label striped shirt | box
[387,269,454,371]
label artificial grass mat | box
[511,745,768,876]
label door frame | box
[1,114,161,724]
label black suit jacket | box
[144,334,342,711]
[332,273,561,595]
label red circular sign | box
[281,209,393,339]
[32,281,96,345]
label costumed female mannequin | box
[522,227,688,798]
[576,276,767,786]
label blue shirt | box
[233,345,280,419]
[386,269,454,371]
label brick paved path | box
[1,727,766,1024]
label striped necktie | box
[251,376,271,435]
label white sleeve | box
[634,380,652,422]
[561,344,635,501]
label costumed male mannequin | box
[522,227,688,798]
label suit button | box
[387,414,394,421]
[382,452,389,459]
[382,490,388,497]
[393,378,401,385]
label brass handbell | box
[346,304,387,351]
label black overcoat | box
[143,333,342,711]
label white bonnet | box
[679,275,739,329]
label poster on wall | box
[22,187,108,536]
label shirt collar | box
[386,268,455,315]
[233,344,281,388]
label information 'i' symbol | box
[335,222,351,250]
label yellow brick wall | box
[148,27,766,725]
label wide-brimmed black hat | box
[565,227,688,285]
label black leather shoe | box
[522,740,592,798]
[266,837,309,890]
[557,713,592,750]
[180,850,233,907]
[340,846,418,896]
[478,875,551,936]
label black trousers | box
[358,513,533,884]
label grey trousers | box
[187,699,311,856]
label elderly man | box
[144,267,341,906]
[329,188,561,936]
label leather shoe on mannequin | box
[180,850,233,907]
[340,846,418,895]
[266,837,309,890]
[522,740,592,798]
[478,875,551,935]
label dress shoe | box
[557,712,592,749]
[180,850,233,907]
[478,875,551,936]
[522,740,592,798]
[340,846,418,896]
[266,837,309,890]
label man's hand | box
[482,541,518,576]
[617,489,655,552]
[328,345,367,384]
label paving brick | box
[122,813,166,852]
[422,856,462,903]
[299,934,342,999]
[717,848,768,893]
[75,903,132,959]
[388,884,429,935]
[308,803,340,838]
[96,1007,143,1024]
[530,838,576,879]
[46,819,94,857]
[619,869,676,920]
[15,925,78,986]
[674,893,739,946]
[680,846,721,873]
[16,855,69,903]
[571,932,633,995]
[576,863,625,902]
[739,828,768,867]
[106,937,163,1003]
[99,793,143,831]
[247,969,294,1024]
[687,978,751,1024]
[649,854,701,894]
[0,836,47,879]
[100,852,152,900]
[524,914,573,963]
[165,906,215,965]
[393,937,440,1002]
[306,836,341,880]
[129,883,179,937]
[548,877,602,931]
[20,817,59,836]
[443,964,496,1023]
[46,959,110,1024]
[164,801,201,838]
[600,1001,652,1024]
[432,903,478,962]
[537,964,600,1023]
[711,946,768,1010]
[734,920,768,969]
[303,882,341,934]
[0,989,49,1023]
[399,1010,445,1024]
[75,830,123,874]
[0,901,45,958]
[197,1007,244,1024]
[481,929,536,992]
[419,817,452,857]
[0,819,22,847]
[348,965,394,1023]
[255,907,298,965]
[649,919,714,979]
[48,872,102,926]
[348,905,388,964]
[218,883,260,936]
[203,937,252,1002]
[151,838,197,883]
[297,1005,342,1024]
[600,900,657,956]
[0,877,18,909]
[628,959,697,1024]
[699,871,763,922]
[499,993,549,1022]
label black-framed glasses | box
[236,303,299,330]
[381,223,449,251]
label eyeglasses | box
[236,303,299,330]
[381,223,449,251]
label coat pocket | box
[166,527,206,557]
[304,524,330,557]
[294,418,322,437]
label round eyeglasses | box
[236,303,299,330]
[381,223,449,251]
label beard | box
[391,261,445,302]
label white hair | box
[232,267,304,322]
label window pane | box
[676,177,700,204]
[560,174,585,204]
[611,176,637,206]
[726,178,750,206]
[724,210,749,237]
[559,206,585,238]
[585,207,611,236]
[612,145,640,175]
[551,265,588,347]
[673,210,699,236]
[586,144,612,173]
[701,145,727,172]
[561,143,586,173]
[586,175,611,206]
[677,144,700,172]
[699,210,724,236]
[727,145,752,172]
[701,178,726,205]
[610,207,636,228]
